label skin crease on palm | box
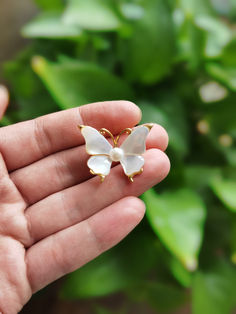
[0,85,170,314]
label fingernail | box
[0,85,9,104]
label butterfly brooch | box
[78,124,153,182]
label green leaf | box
[139,95,189,157]
[192,261,236,314]
[225,149,236,167]
[195,16,232,58]
[61,251,130,299]
[229,0,236,19]
[3,49,58,121]
[146,282,187,312]
[34,0,64,10]
[130,281,187,312]
[222,38,236,67]
[184,165,221,190]
[63,0,122,31]
[205,98,236,134]
[175,1,223,67]
[210,178,236,212]
[0,116,12,126]
[60,231,157,299]
[143,188,206,270]
[119,3,144,21]
[170,257,192,287]
[32,56,134,109]
[201,99,236,165]
[22,11,82,39]
[211,0,231,16]
[176,16,205,69]
[120,0,175,84]
[179,0,214,16]
[206,63,236,91]
[230,217,236,264]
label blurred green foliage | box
[2,0,236,313]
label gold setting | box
[128,167,144,182]
[90,169,105,182]
[78,124,152,182]
[78,124,85,130]
[143,123,154,131]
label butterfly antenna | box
[99,128,116,146]
[115,128,132,145]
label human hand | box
[0,90,170,314]
[0,86,9,119]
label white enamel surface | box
[81,126,112,155]
[120,155,144,176]
[109,147,124,162]
[87,155,112,176]
[121,126,149,155]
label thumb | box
[0,85,9,120]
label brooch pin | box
[78,124,153,182]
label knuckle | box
[33,118,52,157]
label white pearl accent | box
[109,147,124,162]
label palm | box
[0,100,169,314]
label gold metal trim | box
[127,167,143,182]
[78,124,86,130]
[99,127,133,147]
[143,123,154,131]
[90,169,105,182]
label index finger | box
[0,101,141,171]
[0,85,9,119]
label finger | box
[26,196,145,292]
[147,124,169,151]
[0,152,29,246]
[0,101,141,171]
[0,236,32,314]
[0,153,8,179]
[0,85,9,119]
[11,123,168,204]
[25,149,170,244]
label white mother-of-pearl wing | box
[87,155,112,176]
[120,155,144,176]
[120,126,149,155]
[81,126,112,155]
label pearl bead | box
[109,147,124,162]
